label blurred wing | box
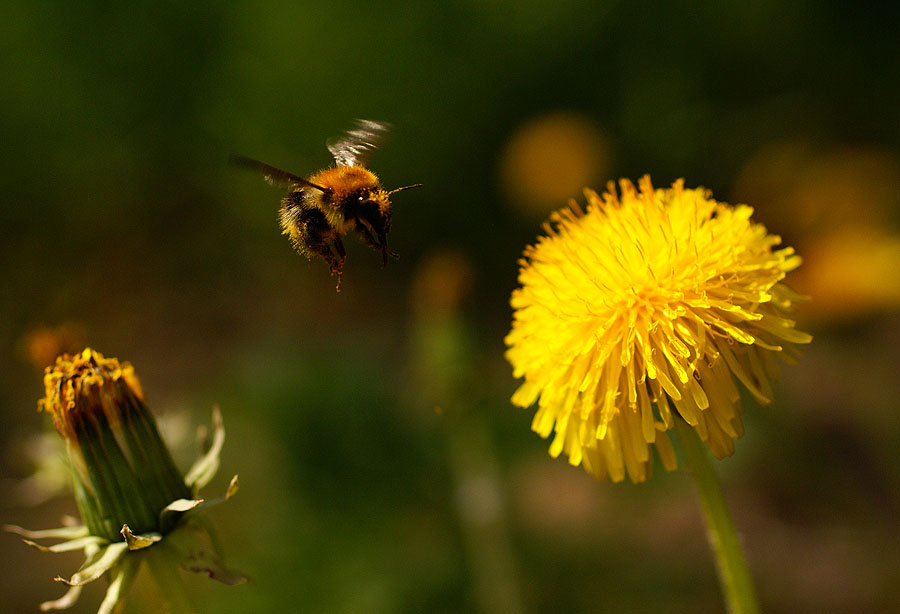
[229,155,329,193]
[326,119,391,167]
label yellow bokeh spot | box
[793,228,900,319]
[499,112,610,217]
[735,143,900,319]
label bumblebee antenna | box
[388,183,423,196]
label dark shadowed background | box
[2,1,900,612]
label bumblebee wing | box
[230,155,330,193]
[326,119,391,167]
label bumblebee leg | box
[308,237,343,292]
[331,236,346,291]
[306,235,340,275]
[378,231,399,268]
[354,220,398,268]
[354,219,380,249]
[285,200,346,291]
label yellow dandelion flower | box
[505,176,811,483]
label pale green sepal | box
[97,556,140,614]
[205,474,239,508]
[39,584,83,612]
[165,517,248,586]
[184,406,225,491]
[165,498,205,513]
[158,497,204,531]
[178,475,239,522]
[3,524,89,540]
[56,542,128,586]
[121,524,162,550]
[180,547,249,586]
[225,474,239,499]
[23,535,106,553]
[201,474,239,509]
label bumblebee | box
[232,120,421,291]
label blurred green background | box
[3,1,900,612]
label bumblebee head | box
[356,183,421,233]
[350,184,421,267]
[354,189,392,231]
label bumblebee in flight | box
[232,120,421,291]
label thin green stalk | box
[674,418,760,614]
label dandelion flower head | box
[39,348,144,442]
[505,176,811,483]
[10,348,244,612]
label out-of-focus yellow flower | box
[18,322,86,372]
[410,249,473,319]
[499,112,610,217]
[505,177,811,483]
[734,143,900,320]
[793,228,900,318]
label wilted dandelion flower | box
[505,177,811,483]
[6,348,245,612]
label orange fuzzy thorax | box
[307,166,391,229]
[308,166,382,201]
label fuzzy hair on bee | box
[231,120,421,291]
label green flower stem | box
[411,298,525,614]
[145,545,197,614]
[675,419,761,614]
